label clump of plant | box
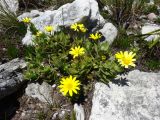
[142,3,159,15]
[155,17,160,24]
[23,18,137,102]
[99,0,146,29]
[111,28,135,50]
[155,0,160,4]
[0,0,27,59]
[0,0,26,34]
[19,0,74,10]
[135,30,160,71]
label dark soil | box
[0,31,25,63]
[0,81,94,120]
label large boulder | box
[0,0,19,13]
[90,70,160,120]
[18,0,106,45]
[0,58,26,100]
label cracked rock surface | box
[0,58,26,100]
[18,0,106,45]
[90,70,160,120]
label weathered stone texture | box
[90,70,160,120]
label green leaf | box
[7,45,18,59]
[100,42,109,52]
[148,38,159,49]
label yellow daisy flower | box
[69,46,85,59]
[71,23,79,32]
[44,25,54,32]
[115,51,124,62]
[22,17,31,23]
[58,75,80,97]
[78,24,87,33]
[89,32,102,40]
[101,55,106,61]
[70,23,87,32]
[36,31,43,37]
[115,51,136,68]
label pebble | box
[147,13,157,21]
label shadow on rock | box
[0,84,27,120]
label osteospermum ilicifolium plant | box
[23,17,136,101]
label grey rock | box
[52,112,59,120]
[59,111,66,118]
[25,82,53,103]
[141,24,160,41]
[2,48,7,51]
[74,104,85,120]
[147,13,157,21]
[0,0,19,13]
[18,10,43,20]
[0,58,26,100]
[99,23,118,45]
[19,0,106,45]
[89,70,160,120]
[52,110,70,120]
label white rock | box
[74,104,85,120]
[52,84,56,88]
[149,0,154,4]
[59,111,66,118]
[19,0,105,45]
[52,112,58,120]
[22,30,34,45]
[89,70,160,120]
[0,0,19,13]
[99,23,118,44]
[141,24,160,41]
[18,10,43,21]
[25,82,53,103]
